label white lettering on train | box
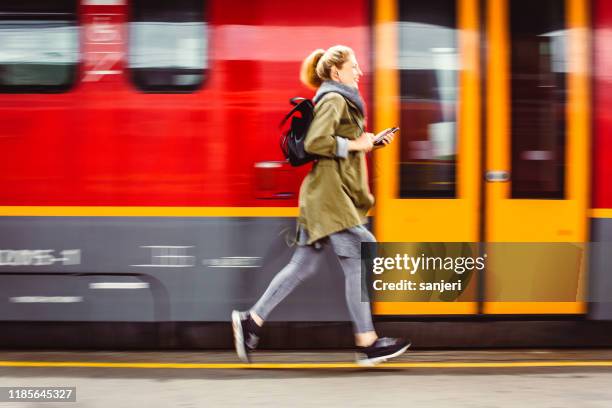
[203,257,262,268]
[132,246,195,268]
[9,296,83,303]
[0,249,81,266]
[83,12,123,82]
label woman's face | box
[334,53,363,89]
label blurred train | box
[1,0,612,337]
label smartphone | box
[373,127,399,145]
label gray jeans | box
[251,239,375,334]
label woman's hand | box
[348,132,374,152]
[368,193,375,206]
[373,128,395,146]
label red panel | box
[0,0,371,207]
[594,0,612,208]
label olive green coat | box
[297,92,374,244]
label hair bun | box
[300,49,325,89]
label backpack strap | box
[341,96,365,136]
[279,98,313,128]
[290,97,306,106]
[280,94,363,134]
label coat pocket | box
[338,155,373,210]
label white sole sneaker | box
[356,343,411,367]
[231,310,249,363]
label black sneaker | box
[355,337,411,366]
[231,310,260,363]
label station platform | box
[2,349,612,407]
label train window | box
[510,0,566,199]
[398,0,458,198]
[0,0,78,93]
[129,0,207,92]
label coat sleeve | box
[304,97,343,158]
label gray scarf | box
[313,80,366,117]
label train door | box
[372,0,590,316]
[372,0,481,315]
[483,0,590,314]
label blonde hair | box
[299,45,354,89]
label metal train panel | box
[594,0,612,209]
[0,216,353,321]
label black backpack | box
[279,97,316,167]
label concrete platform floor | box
[1,349,612,407]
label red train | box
[0,0,611,332]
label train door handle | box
[254,160,295,199]
[485,170,510,182]
[254,161,286,169]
